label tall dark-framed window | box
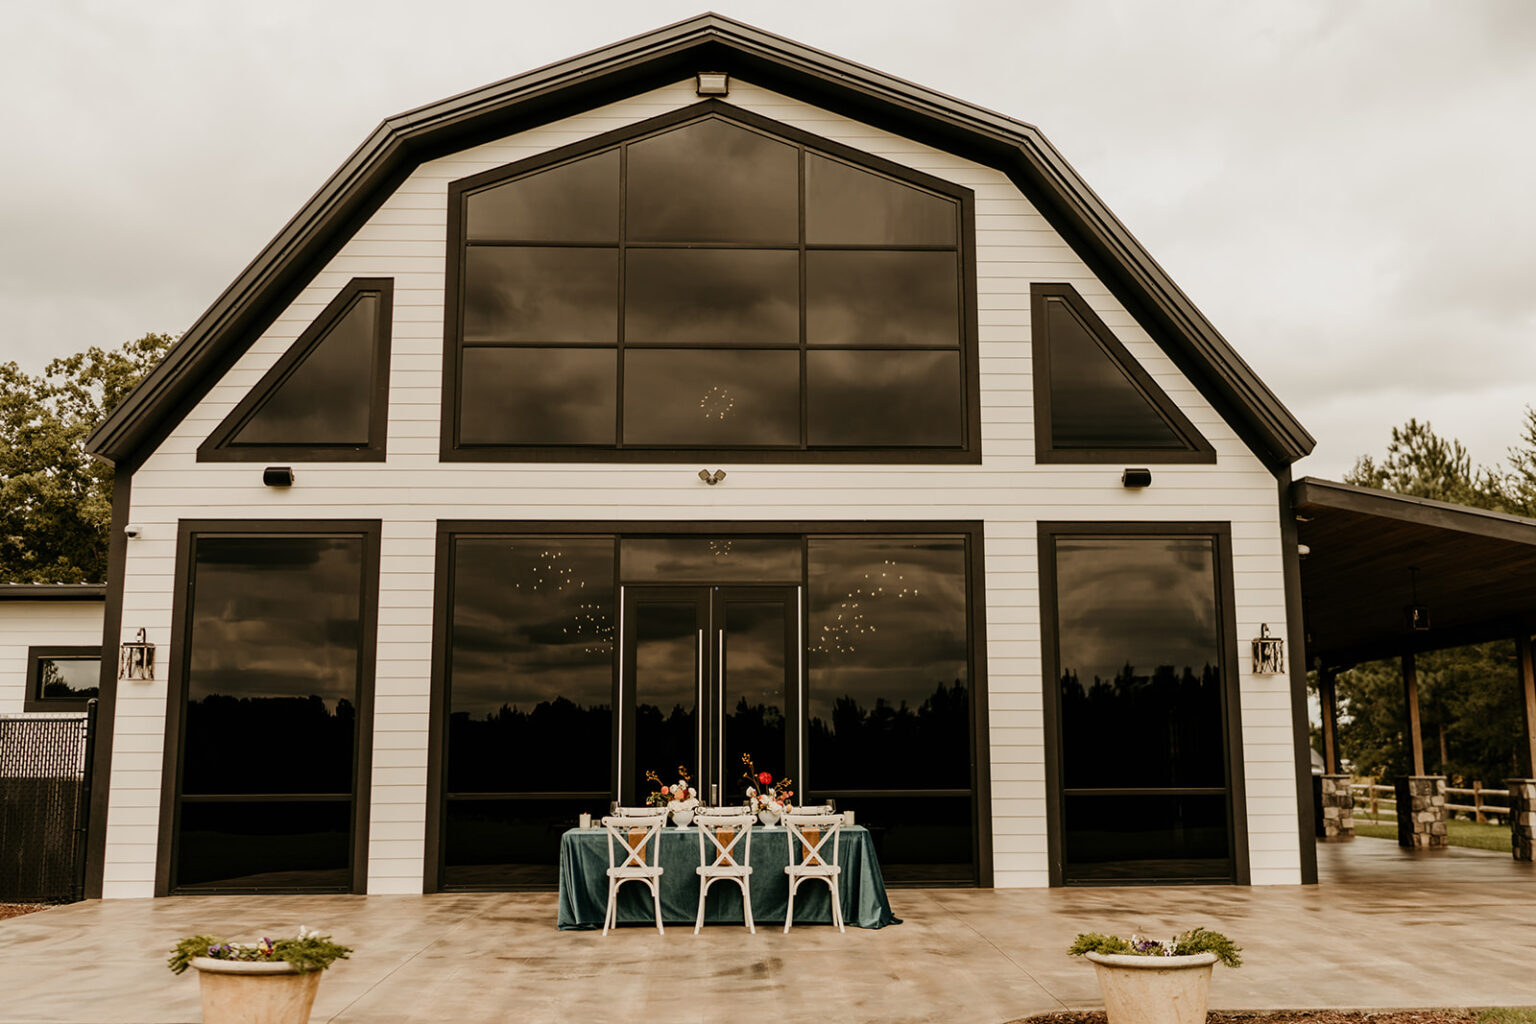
[441,100,980,463]
[1031,283,1214,464]
[158,521,380,894]
[1038,522,1248,885]
[198,278,394,462]
[23,646,102,712]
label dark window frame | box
[440,100,982,464]
[155,519,382,896]
[1031,283,1215,465]
[23,645,102,712]
[1037,521,1249,886]
[198,279,394,463]
[424,519,991,892]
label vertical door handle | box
[697,628,705,781]
[717,627,726,791]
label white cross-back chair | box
[782,811,844,933]
[601,810,668,935]
[693,811,756,934]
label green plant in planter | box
[168,926,352,975]
[1069,926,1242,968]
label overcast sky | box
[2,1,1532,479]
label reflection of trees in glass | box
[448,537,616,797]
[725,696,786,800]
[633,700,695,803]
[448,696,611,793]
[40,659,99,700]
[183,695,355,794]
[1059,662,1225,789]
[810,680,969,790]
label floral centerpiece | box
[168,926,351,1024]
[740,753,793,824]
[1068,927,1240,1024]
[645,766,699,826]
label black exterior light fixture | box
[118,627,156,681]
[1121,467,1152,488]
[263,466,295,487]
[695,71,730,96]
[1251,623,1284,674]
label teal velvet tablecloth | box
[556,824,900,930]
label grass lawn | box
[1354,817,1512,852]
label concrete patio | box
[2,839,1532,1024]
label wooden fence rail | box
[1347,777,1508,824]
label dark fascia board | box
[85,12,1315,471]
[0,583,108,601]
[1293,476,1536,547]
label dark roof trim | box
[86,12,1314,470]
[0,583,108,601]
[1292,477,1536,547]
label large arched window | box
[441,102,978,461]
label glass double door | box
[620,586,799,807]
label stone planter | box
[188,958,322,1024]
[1083,951,1218,1024]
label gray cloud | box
[2,1,1531,478]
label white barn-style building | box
[75,15,1318,899]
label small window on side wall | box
[199,278,393,462]
[24,646,101,712]
[1031,283,1214,464]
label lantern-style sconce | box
[1251,624,1284,675]
[118,628,156,681]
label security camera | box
[124,524,143,539]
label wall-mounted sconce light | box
[1251,623,1285,675]
[263,466,295,487]
[118,628,156,681]
[695,72,730,96]
[698,469,726,486]
[1121,467,1152,488]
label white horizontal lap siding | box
[0,601,105,714]
[103,78,1300,897]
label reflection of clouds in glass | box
[448,537,615,718]
[188,537,362,706]
[627,119,798,245]
[1055,537,1218,689]
[462,247,617,343]
[808,537,968,726]
[621,537,801,581]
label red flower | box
[757,771,773,786]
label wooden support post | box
[1473,780,1484,824]
[1402,651,1425,776]
[1518,630,1536,778]
[1319,667,1340,775]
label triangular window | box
[1032,283,1213,462]
[200,279,392,461]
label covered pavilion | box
[1291,477,1536,850]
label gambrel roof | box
[86,12,1314,470]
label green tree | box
[1344,417,1500,510]
[0,333,174,582]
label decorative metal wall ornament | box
[118,628,156,681]
[1251,623,1284,675]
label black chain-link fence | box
[0,704,95,903]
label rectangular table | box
[556,823,900,930]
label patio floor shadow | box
[1,837,1532,1024]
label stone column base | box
[1504,778,1536,861]
[1317,774,1355,840]
[1394,775,1448,849]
